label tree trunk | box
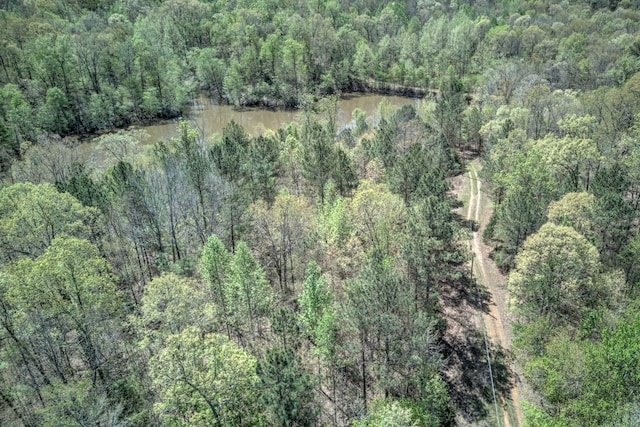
[361,331,367,411]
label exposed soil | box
[442,158,523,426]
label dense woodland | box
[1,0,640,426]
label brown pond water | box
[140,93,419,142]
[78,93,420,166]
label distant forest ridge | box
[1,0,639,154]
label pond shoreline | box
[74,91,423,149]
[351,80,440,99]
[74,87,433,144]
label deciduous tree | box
[149,327,263,426]
[349,180,405,254]
[248,194,313,293]
[224,241,274,344]
[508,223,601,325]
[0,183,101,261]
[0,236,124,422]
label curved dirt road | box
[465,160,523,427]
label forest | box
[1,0,640,425]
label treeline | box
[0,0,485,170]
[9,0,636,169]
[0,102,465,426]
[474,2,640,426]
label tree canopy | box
[2,0,640,425]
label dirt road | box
[464,160,523,427]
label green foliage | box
[353,108,369,136]
[270,307,302,351]
[55,163,109,211]
[580,308,640,424]
[0,236,126,423]
[546,192,596,240]
[590,163,636,266]
[244,134,281,203]
[211,120,250,184]
[345,248,445,402]
[524,333,587,410]
[4,1,640,426]
[532,117,600,192]
[38,87,71,135]
[369,117,398,168]
[521,401,571,427]
[299,261,334,352]
[191,47,226,98]
[301,121,335,203]
[149,327,263,426]
[349,180,406,253]
[225,241,274,342]
[199,235,231,311]
[0,182,101,261]
[139,273,216,343]
[174,120,212,240]
[247,194,314,293]
[508,222,601,325]
[388,143,429,205]
[0,84,34,164]
[489,151,556,269]
[38,379,127,427]
[257,348,318,426]
[620,234,640,289]
[333,147,359,196]
[411,372,454,427]
[520,306,640,427]
[402,194,462,309]
[318,182,351,247]
[354,399,417,427]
